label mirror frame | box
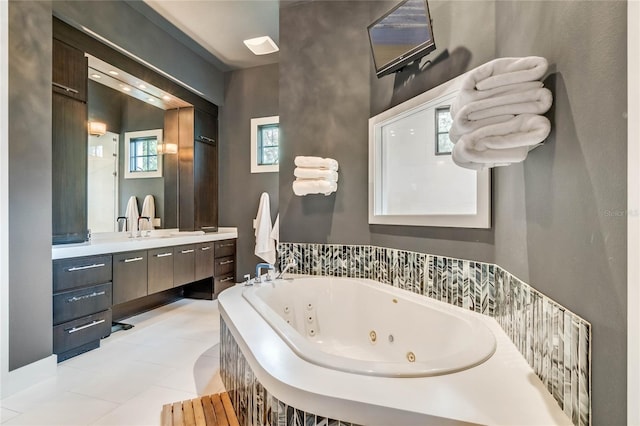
[368,73,491,228]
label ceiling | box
[141,0,280,72]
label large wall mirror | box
[368,73,491,228]
[54,17,217,234]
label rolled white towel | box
[451,114,551,169]
[460,56,549,92]
[294,156,339,171]
[450,114,515,143]
[292,179,337,196]
[450,80,544,118]
[294,167,339,182]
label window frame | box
[124,129,163,179]
[250,116,279,173]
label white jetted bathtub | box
[242,276,496,377]
[219,275,572,425]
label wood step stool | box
[161,392,239,426]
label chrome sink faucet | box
[255,263,275,283]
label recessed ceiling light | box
[148,98,155,102]
[122,87,131,92]
[90,74,101,79]
[108,70,119,76]
[162,95,171,101]
[139,84,147,89]
[243,36,279,56]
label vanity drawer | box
[53,310,112,356]
[53,255,112,292]
[53,282,112,325]
[214,273,235,295]
[214,239,236,258]
[214,256,235,276]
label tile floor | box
[1,299,225,425]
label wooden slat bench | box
[161,392,239,426]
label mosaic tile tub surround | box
[276,242,591,426]
[220,319,359,426]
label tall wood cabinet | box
[52,38,88,244]
[165,107,218,233]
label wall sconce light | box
[157,142,178,155]
[88,121,107,136]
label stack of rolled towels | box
[449,56,553,170]
[293,156,339,196]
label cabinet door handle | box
[67,291,106,303]
[67,319,105,334]
[52,81,79,94]
[67,263,105,272]
[218,243,234,248]
[219,276,234,283]
[124,256,144,263]
[181,249,195,254]
[156,253,173,258]
[198,135,215,144]
[219,260,234,265]
[200,247,212,251]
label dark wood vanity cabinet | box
[214,239,236,295]
[173,244,196,287]
[195,242,215,281]
[166,107,218,233]
[147,247,174,294]
[52,38,89,245]
[52,255,112,362]
[112,251,148,305]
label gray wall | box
[52,1,224,105]
[8,0,53,371]
[493,2,627,423]
[219,64,279,280]
[278,1,626,423]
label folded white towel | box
[294,167,339,182]
[293,179,338,196]
[294,156,339,171]
[450,81,544,118]
[140,195,155,230]
[124,196,139,233]
[460,56,549,92]
[254,192,276,265]
[452,114,551,169]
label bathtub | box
[219,275,573,425]
[242,276,496,378]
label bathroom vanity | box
[51,228,237,361]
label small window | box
[435,107,454,155]
[251,116,279,173]
[124,129,163,179]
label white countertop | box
[219,281,573,426]
[52,227,238,260]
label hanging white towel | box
[294,156,339,171]
[140,195,155,230]
[459,56,549,92]
[254,193,276,265]
[293,168,339,181]
[270,214,279,247]
[293,179,338,196]
[124,196,139,233]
